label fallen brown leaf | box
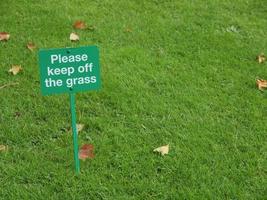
[256,53,266,64]
[153,144,169,156]
[79,144,94,160]
[73,20,86,29]
[256,79,267,90]
[0,32,10,41]
[8,65,22,75]
[0,145,8,152]
[70,32,79,41]
[27,42,36,51]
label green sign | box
[38,46,101,174]
[39,46,100,95]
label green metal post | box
[70,92,80,173]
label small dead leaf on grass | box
[8,65,22,75]
[0,145,8,152]
[70,32,79,41]
[68,123,85,134]
[73,21,86,29]
[153,144,169,156]
[0,32,10,41]
[257,53,266,64]
[27,42,36,51]
[79,144,94,160]
[76,123,84,132]
[256,79,267,90]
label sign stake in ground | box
[39,46,101,173]
[70,92,80,173]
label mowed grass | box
[0,0,266,199]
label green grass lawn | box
[0,0,266,199]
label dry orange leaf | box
[73,21,86,29]
[79,144,94,160]
[27,42,36,51]
[153,144,169,156]
[256,79,267,90]
[0,32,10,41]
[70,32,79,41]
[0,145,8,152]
[8,65,22,75]
[257,54,266,64]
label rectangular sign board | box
[39,46,100,95]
